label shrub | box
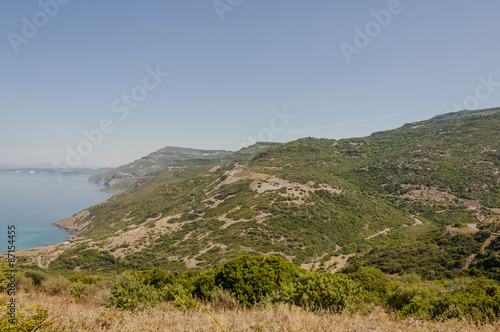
[399,298,434,319]
[141,268,169,288]
[82,283,111,305]
[15,275,34,294]
[194,267,221,300]
[24,270,47,287]
[287,273,367,313]
[70,281,87,300]
[431,278,500,323]
[341,267,391,303]
[159,283,198,310]
[0,262,12,292]
[40,276,71,296]
[442,276,474,291]
[159,283,188,302]
[216,255,305,307]
[0,298,68,331]
[209,288,239,309]
[68,275,102,285]
[105,273,158,311]
[386,274,438,312]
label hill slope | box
[21,108,500,273]
[89,146,231,192]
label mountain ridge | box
[17,108,499,276]
[89,146,232,192]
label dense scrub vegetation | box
[471,237,500,280]
[43,109,500,271]
[355,229,492,279]
[3,254,500,331]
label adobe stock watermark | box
[340,0,410,64]
[445,74,500,113]
[7,0,71,54]
[237,107,295,150]
[213,0,243,21]
[55,65,168,171]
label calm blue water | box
[0,173,113,252]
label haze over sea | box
[0,173,113,252]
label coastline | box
[52,221,80,235]
[0,173,113,252]
[51,209,93,237]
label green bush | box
[194,267,221,300]
[0,262,12,293]
[141,268,169,288]
[386,274,438,311]
[287,272,367,313]
[215,255,304,307]
[105,273,158,311]
[399,298,434,319]
[70,281,87,300]
[0,299,68,331]
[383,276,500,322]
[387,284,436,313]
[341,267,391,303]
[431,278,500,323]
[159,283,198,310]
[68,275,102,285]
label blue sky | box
[1,1,500,168]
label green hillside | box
[31,108,499,275]
[89,146,231,192]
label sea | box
[0,173,113,252]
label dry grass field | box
[6,292,500,332]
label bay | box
[0,173,113,252]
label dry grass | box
[9,292,500,332]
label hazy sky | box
[2,1,500,168]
